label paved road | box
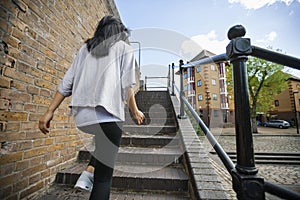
[202,126,300,200]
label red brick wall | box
[0,1,119,199]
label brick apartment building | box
[267,76,300,126]
[0,1,141,199]
[183,50,234,128]
[183,50,300,129]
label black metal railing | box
[170,25,300,200]
[142,25,300,199]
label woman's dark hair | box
[85,15,129,57]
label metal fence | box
[148,25,300,200]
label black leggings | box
[78,122,123,200]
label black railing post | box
[168,64,171,88]
[178,60,187,119]
[171,63,175,96]
[226,25,265,200]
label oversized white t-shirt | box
[58,40,136,126]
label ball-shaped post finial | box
[227,25,246,40]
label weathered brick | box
[24,103,37,112]
[4,67,34,84]
[17,61,42,78]
[29,156,44,167]
[25,131,46,140]
[32,138,44,147]
[0,111,28,121]
[0,185,13,200]
[0,172,21,186]
[33,95,51,105]
[27,85,39,95]
[0,152,23,165]
[39,88,51,97]
[0,163,15,177]
[29,173,41,185]
[0,132,26,142]
[19,140,33,150]
[0,76,11,88]
[0,0,118,199]
[6,90,31,103]
[22,164,46,177]
[21,121,37,131]
[20,181,44,199]
[5,122,20,132]
[34,79,55,90]
[24,146,47,159]
[10,80,27,92]
[13,178,29,193]
[16,160,30,171]
[47,143,65,152]
[0,99,10,110]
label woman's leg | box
[89,122,123,200]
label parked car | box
[263,120,290,129]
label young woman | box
[39,15,145,200]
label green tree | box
[226,56,289,133]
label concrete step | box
[116,146,183,165]
[121,134,179,147]
[76,146,183,165]
[55,163,189,194]
[113,164,189,193]
[125,116,176,126]
[37,184,190,200]
[123,124,177,135]
[125,109,176,124]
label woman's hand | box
[132,110,145,125]
[39,110,54,134]
[38,91,65,134]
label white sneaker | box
[74,171,94,192]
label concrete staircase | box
[52,91,191,199]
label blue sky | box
[114,0,300,79]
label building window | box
[198,94,203,101]
[275,100,279,107]
[197,80,202,87]
[196,66,201,73]
[212,79,216,85]
[212,93,217,100]
[211,64,216,71]
[213,110,219,117]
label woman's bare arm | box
[39,91,65,134]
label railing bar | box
[182,53,229,68]
[264,181,300,200]
[145,76,168,79]
[145,87,168,89]
[251,46,300,70]
[174,84,180,93]
[181,95,235,173]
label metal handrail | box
[173,25,300,200]
[175,83,300,200]
[176,84,235,173]
[146,24,300,200]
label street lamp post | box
[206,91,211,128]
[293,90,299,134]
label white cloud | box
[256,31,278,44]
[267,31,277,41]
[228,0,295,9]
[190,31,228,55]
